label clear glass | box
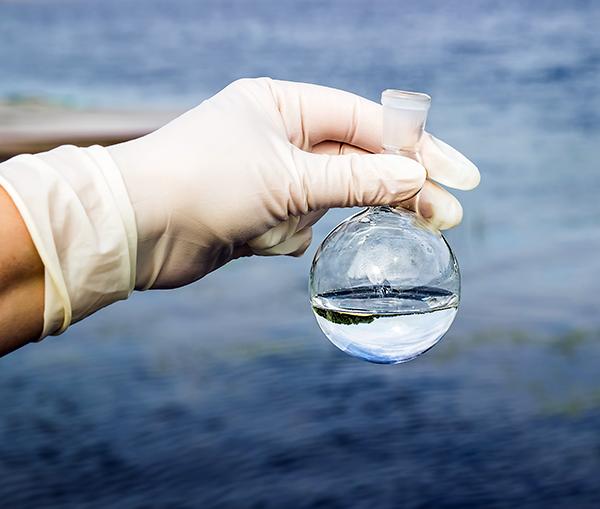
[309,89,460,364]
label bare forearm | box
[0,185,44,356]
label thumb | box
[293,149,426,210]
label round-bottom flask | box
[309,90,460,364]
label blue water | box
[1,0,600,507]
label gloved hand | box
[108,78,479,288]
[0,78,479,338]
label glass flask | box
[309,89,460,364]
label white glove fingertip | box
[412,180,464,231]
[422,133,480,191]
[436,197,463,230]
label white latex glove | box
[109,78,479,287]
[0,78,479,338]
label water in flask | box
[311,286,458,364]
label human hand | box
[0,78,479,338]
[109,78,479,290]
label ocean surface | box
[1,0,600,507]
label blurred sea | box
[1,0,600,507]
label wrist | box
[0,145,137,338]
[107,137,172,290]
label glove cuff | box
[0,145,137,338]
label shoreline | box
[0,102,180,161]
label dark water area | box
[2,0,600,507]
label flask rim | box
[381,89,431,110]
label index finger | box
[269,80,480,191]
[270,80,383,153]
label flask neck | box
[381,89,430,155]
